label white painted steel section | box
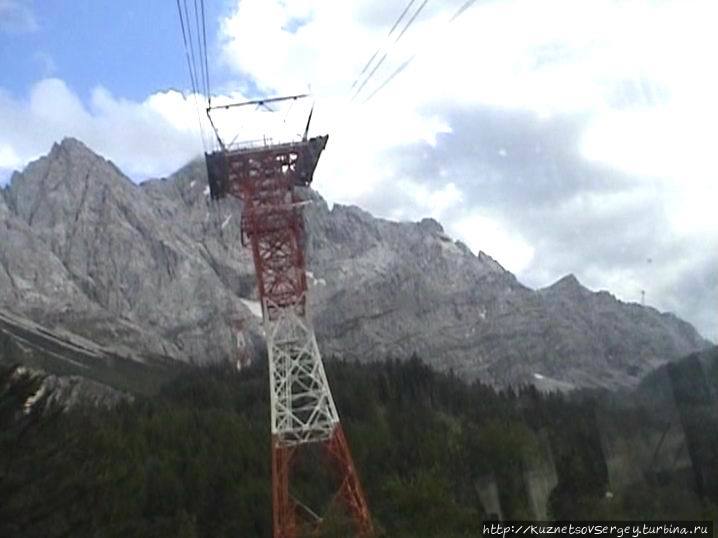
[263,297,340,447]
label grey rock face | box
[2,365,131,414]
[0,138,710,388]
[302,192,526,379]
[533,275,707,387]
[1,180,94,316]
[302,202,708,388]
[0,187,8,217]
[3,139,260,365]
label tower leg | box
[272,437,296,538]
[324,425,374,537]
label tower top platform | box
[205,135,329,200]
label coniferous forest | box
[1,349,717,537]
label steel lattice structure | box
[206,135,373,538]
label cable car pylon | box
[205,96,374,538]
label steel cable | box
[175,0,207,150]
[362,0,480,104]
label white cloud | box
[213,0,717,337]
[0,144,22,170]
[0,78,207,181]
[452,212,535,275]
[218,0,718,188]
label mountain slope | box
[0,308,181,396]
[0,138,709,388]
[3,139,262,365]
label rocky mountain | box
[0,138,710,389]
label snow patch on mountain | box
[240,298,263,319]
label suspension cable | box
[175,0,207,150]
[362,0,480,105]
[363,55,416,104]
[349,0,417,92]
[182,0,201,98]
[450,0,478,23]
[351,0,430,102]
[200,0,211,105]
[393,0,429,44]
[352,52,388,101]
[193,0,208,99]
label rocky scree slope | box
[1,364,132,415]
[0,138,709,389]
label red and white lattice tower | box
[206,110,373,537]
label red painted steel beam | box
[207,136,373,538]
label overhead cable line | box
[350,50,380,92]
[363,0,479,105]
[182,0,202,98]
[393,0,430,44]
[193,0,208,99]
[363,55,416,104]
[450,0,478,22]
[200,0,211,105]
[176,0,198,98]
[388,0,419,36]
[349,0,417,91]
[349,0,422,97]
[175,0,207,150]
[352,0,430,102]
[352,52,389,101]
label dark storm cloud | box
[361,104,716,340]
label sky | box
[0,0,716,341]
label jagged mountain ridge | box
[0,138,709,388]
